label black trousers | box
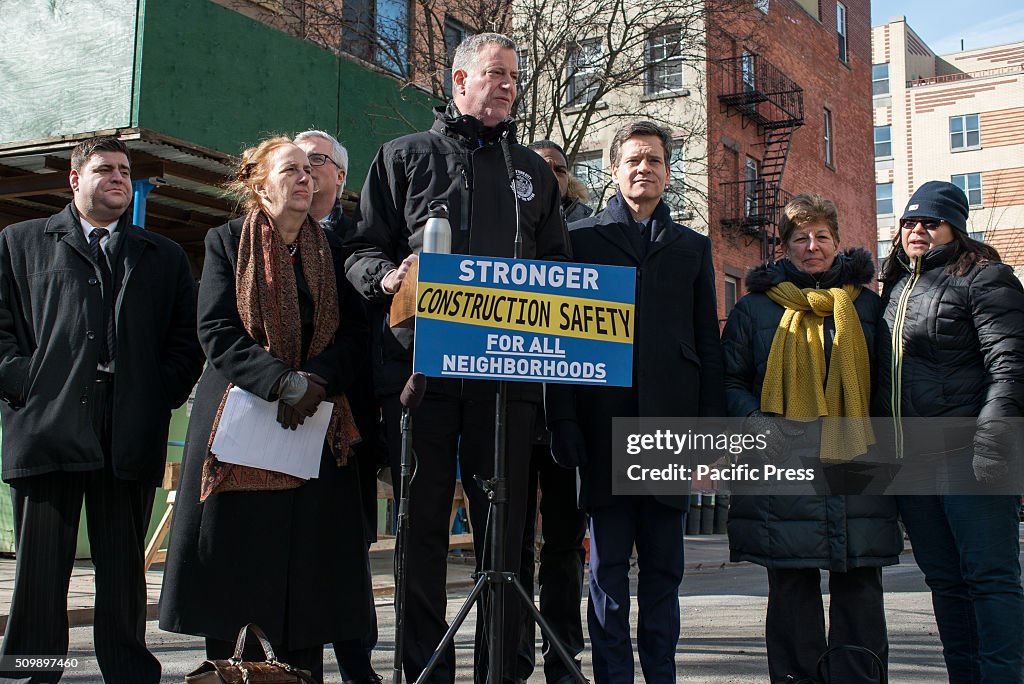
[515,444,586,683]
[383,390,535,684]
[0,378,159,684]
[765,566,887,684]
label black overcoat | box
[546,199,726,510]
[0,204,202,484]
[158,220,373,649]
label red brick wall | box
[706,0,875,325]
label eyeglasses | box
[900,218,942,231]
[307,153,342,170]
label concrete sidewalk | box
[0,533,746,630]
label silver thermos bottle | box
[423,200,451,254]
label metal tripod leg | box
[413,575,490,684]
[509,575,588,683]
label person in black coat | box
[344,33,570,684]
[508,139,591,684]
[158,137,376,683]
[547,121,725,684]
[876,181,1024,682]
[0,136,203,684]
[722,193,902,684]
[296,129,385,681]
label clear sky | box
[871,0,1024,55]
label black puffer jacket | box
[877,245,1024,467]
[723,249,903,571]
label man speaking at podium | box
[345,32,570,684]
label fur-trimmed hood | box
[745,247,876,293]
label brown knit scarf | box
[199,209,360,501]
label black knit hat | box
[901,180,969,233]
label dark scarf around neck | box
[604,191,672,238]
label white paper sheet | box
[210,386,332,479]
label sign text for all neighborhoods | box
[412,254,636,386]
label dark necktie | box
[88,228,116,363]
[635,220,651,259]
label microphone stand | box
[412,132,586,684]
[393,373,425,684]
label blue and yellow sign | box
[413,254,636,386]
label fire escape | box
[717,53,804,262]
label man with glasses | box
[295,130,354,236]
[295,129,384,684]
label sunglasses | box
[900,218,942,231]
[307,153,342,170]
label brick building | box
[558,0,876,323]
[871,18,1024,275]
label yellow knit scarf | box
[761,282,874,464]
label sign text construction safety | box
[413,254,636,386]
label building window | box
[877,238,891,270]
[872,64,889,96]
[645,27,684,95]
[665,141,687,216]
[443,17,473,97]
[741,50,756,93]
[836,2,848,63]
[572,151,605,211]
[516,50,531,117]
[952,172,982,207]
[969,231,985,242]
[567,38,602,106]
[876,182,894,215]
[342,0,409,73]
[874,125,892,158]
[824,109,834,167]
[877,239,892,259]
[724,275,739,316]
[744,157,760,217]
[950,114,980,150]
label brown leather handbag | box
[185,623,317,684]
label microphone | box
[400,372,427,409]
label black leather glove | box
[277,372,327,429]
[550,420,588,468]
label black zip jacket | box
[344,103,570,396]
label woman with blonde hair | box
[159,137,377,682]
